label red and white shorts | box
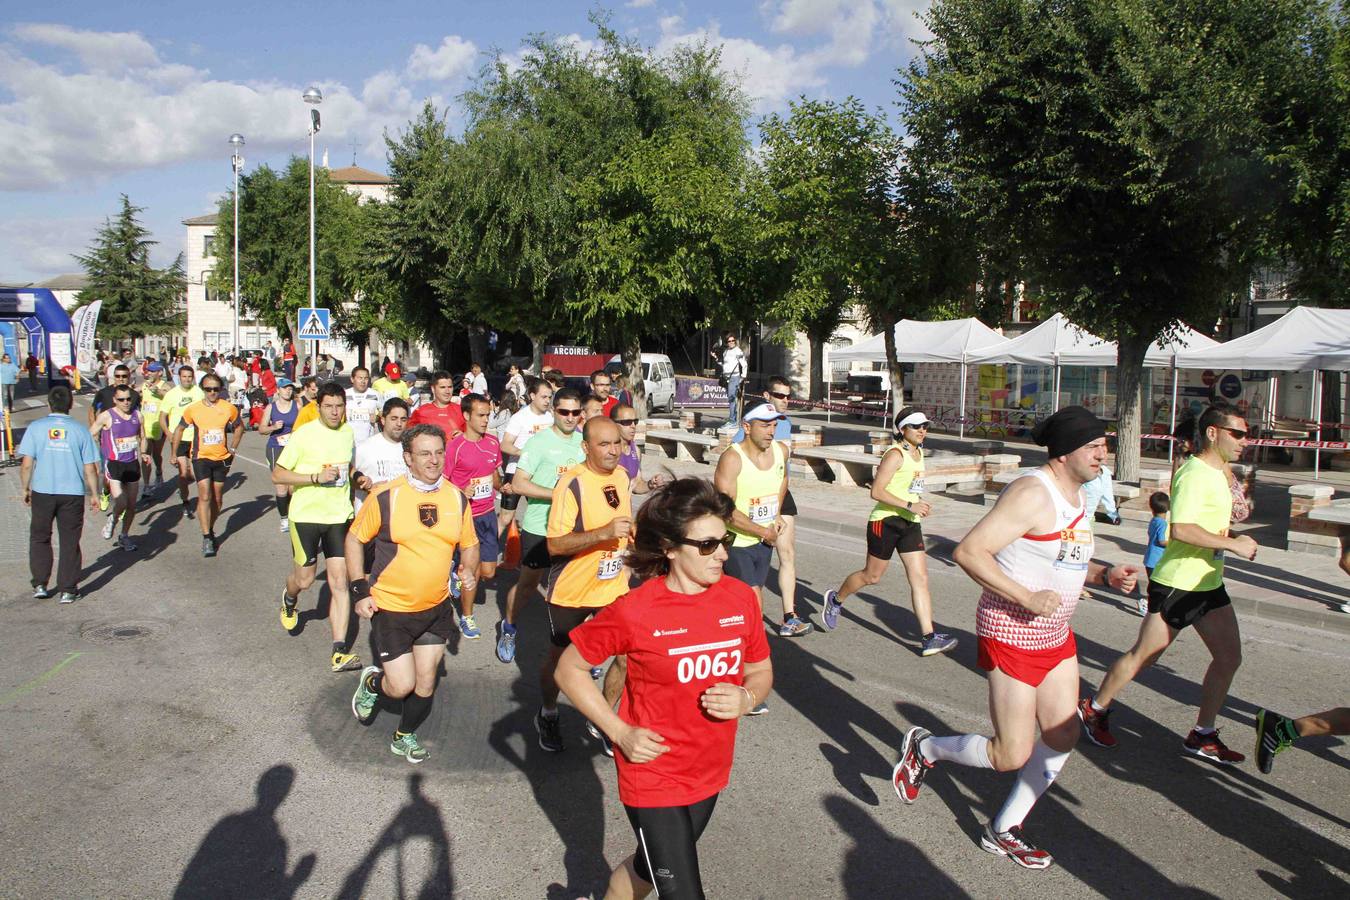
[977,631,1077,688]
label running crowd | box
[16,357,1348,897]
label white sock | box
[992,740,1071,833]
[1090,699,1108,714]
[919,734,993,768]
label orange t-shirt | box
[181,400,240,461]
[546,463,632,609]
[349,476,478,613]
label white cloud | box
[759,0,932,68]
[626,0,657,7]
[406,35,478,82]
[10,23,159,72]
[0,25,448,192]
[655,17,826,115]
[0,214,103,279]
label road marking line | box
[1,652,81,706]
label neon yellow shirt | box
[140,386,167,439]
[1151,456,1231,591]
[727,441,786,548]
[162,384,205,441]
[869,444,925,523]
[276,420,356,524]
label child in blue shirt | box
[1141,491,1170,616]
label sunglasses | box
[768,390,791,400]
[613,418,638,426]
[1219,426,1249,440]
[114,396,132,403]
[676,533,736,555]
[203,386,222,393]
[555,408,583,418]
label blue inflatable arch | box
[0,288,75,387]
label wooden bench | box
[645,428,721,464]
[793,446,988,493]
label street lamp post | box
[228,133,245,354]
[303,86,323,374]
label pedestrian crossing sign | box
[297,307,331,340]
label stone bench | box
[1287,484,1348,557]
[645,428,721,464]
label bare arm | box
[1171,522,1242,552]
[227,416,245,454]
[548,517,630,557]
[510,467,553,500]
[273,463,338,488]
[953,476,1056,614]
[19,455,33,504]
[82,462,100,508]
[89,410,110,440]
[556,645,668,763]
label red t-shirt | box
[409,402,465,441]
[601,396,620,416]
[445,433,502,516]
[570,575,770,808]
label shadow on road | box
[173,765,315,899]
[822,793,966,899]
[335,773,454,899]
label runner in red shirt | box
[557,478,772,900]
[444,393,504,640]
[409,370,465,439]
[590,369,620,416]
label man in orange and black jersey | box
[347,423,480,764]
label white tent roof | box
[1173,306,1350,372]
[965,314,1221,368]
[829,317,1007,364]
[966,313,1112,366]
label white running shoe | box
[279,517,289,533]
[101,517,115,540]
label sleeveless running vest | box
[869,443,925,523]
[728,441,786,548]
[102,409,142,463]
[976,469,1093,650]
[267,399,300,453]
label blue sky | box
[0,1,931,282]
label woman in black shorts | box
[820,407,958,656]
[556,478,773,899]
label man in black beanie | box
[891,405,1140,870]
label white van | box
[608,353,676,414]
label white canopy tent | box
[829,318,1008,436]
[1174,306,1350,478]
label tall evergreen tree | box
[76,195,185,340]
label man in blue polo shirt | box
[19,386,101,603]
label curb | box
[790,509,1350,638]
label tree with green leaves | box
[209,157,368,374]
[902,0,1326,480]
[752,97,900,401]
[76,195,185,341]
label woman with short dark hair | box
[556,478,773,899]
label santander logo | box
[652,628,688,638]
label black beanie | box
[1032,405,1106,458]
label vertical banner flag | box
[73,300,102,373]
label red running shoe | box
[1184,728,1245,765]
[1077,697,1117,748]
[980,823,1054,869]
[892,726,934,804]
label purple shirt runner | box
[619,440,641,481]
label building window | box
[203,233,216,258]
[205,286,226,303]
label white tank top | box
[976,469,1093,650]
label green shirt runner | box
[276,421,357,525]
[516,428,584,536]
[1150,455,1232,592]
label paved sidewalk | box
[647,450,1350,635]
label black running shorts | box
[866,515,924,559]
[175,440,191,459]
[1147,582,1232,631]
[371,601,453,662]
[625,794,719,899]
[521,530,552,570]
[500,491,521,511]
[105,459,141,483]
[781,489,797,517]
[192,458,229,484]
[546,602,599,648]
[290,520,350,568]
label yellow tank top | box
[140,387,165,438]
[729,441,786,548]
[869,443,925,523]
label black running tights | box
[624,793,718,899]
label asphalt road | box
[1,421,1346,899]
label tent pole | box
[1168,358,1178,466]
[1313,370,1322,481]
[827,379,832,426]
[959,361,967,438]
[1053,359,1061,412]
